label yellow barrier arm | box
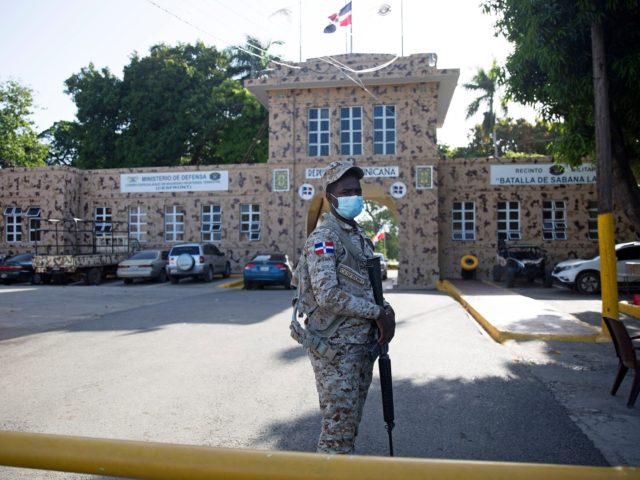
[1,431,639,480]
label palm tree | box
[226,36,284,81]
[463,60,505,157]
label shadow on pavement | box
[256,363,611,466]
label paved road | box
[0,275,615,478]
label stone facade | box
[0,53,636,288]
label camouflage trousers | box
[308,343,374,454]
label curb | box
[436,279,603,344]
[217,277,244,289]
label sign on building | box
[120,171,229,193]
[490,164,596,186]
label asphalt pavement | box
[0,272,638,479]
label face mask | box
[331,194,364,219]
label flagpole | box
[400,0,404,56]
[299,0,302,62]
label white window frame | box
[95,207,112,236]
[373,105,396,155]
[240,204,260,241]
[308,107,330,157]
[340,106,363,155]
[26,207,41,243]
[164,205,185,243]
[201,204,222,242]
[542,200,567,240]
[128,206,147,243]
[4,207,22,243]
[497,201,521,241]
[452,201,475,241]
[587,200,598,241]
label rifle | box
[366,256,395,457]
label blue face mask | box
[331,194,364,219]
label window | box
[95,207,112,236]
[617,246,640,261]
[340,106,362,155]
[308,108,330,156]
[201,204,222,242]
[497,201,521,241]
[4,207,22,242]
[164,205,185,243]
[542,200,567,240]
[587,200,598,241]
[373,105,396,155]
[26,207,41,242]
[452,202,475,240]
[240,204,260,241]
[128,206,147,243]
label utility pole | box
[591,15,619,328]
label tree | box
[41,121,79,165]
[482,0,640,229]
[59,42,268,168]
[442,118,555,158]
[359,201,399,261]
[463,61,505,157]
[0,80,48,167]
[226,36,284,80]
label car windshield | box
[6,253,32,263]
[251,254,286,262]
[171,246,199,256]
[129,251,159,260]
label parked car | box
[243,253,294,289]
[373,252,389,280]
[167,243,231,283]
[551,241,640,294]
[117,249,169,284]
[492,242,551,288]
[0,253,34,285]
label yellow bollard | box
[598,213,619,334]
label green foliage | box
[482,0,640,175]
[358,201,399,261]
[445,118,556,158]
[53,41,269,169]
[0,80,48,167]
[225,35,284,80]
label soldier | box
[291,159,396,454]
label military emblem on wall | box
[390,182,407,199]
[273,169,290,192]
[298,183,315,200]
[415,165,433,189]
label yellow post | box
[598,213,619,331]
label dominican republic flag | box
[314,241,335,255]
[371,225,386,246]
[324,1,352,33]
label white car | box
[551,242,640,294]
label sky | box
[0,0,538,148]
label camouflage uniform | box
[299,212,382,454]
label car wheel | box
[85,268,101,286]
[543,267,554,288]
[202,266,214,282]
[31,273,43,285]
[223,262,231,278]
[170,275,180,284]
[244,281,253,290]
[123,278,133,285]
[176,253,195,272]
[576,271,600,294]
[382,272,388,280]
[492,265,503,282]
[157,270,168,283]
[284,275,292,290]
[505,265,516,288]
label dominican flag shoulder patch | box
[314,241,335,255]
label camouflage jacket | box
[297,212,381,344]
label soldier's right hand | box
[375,306,396,345]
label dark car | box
[492,242,552,288]
[0,253,34,285]
[243,253,294,289]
